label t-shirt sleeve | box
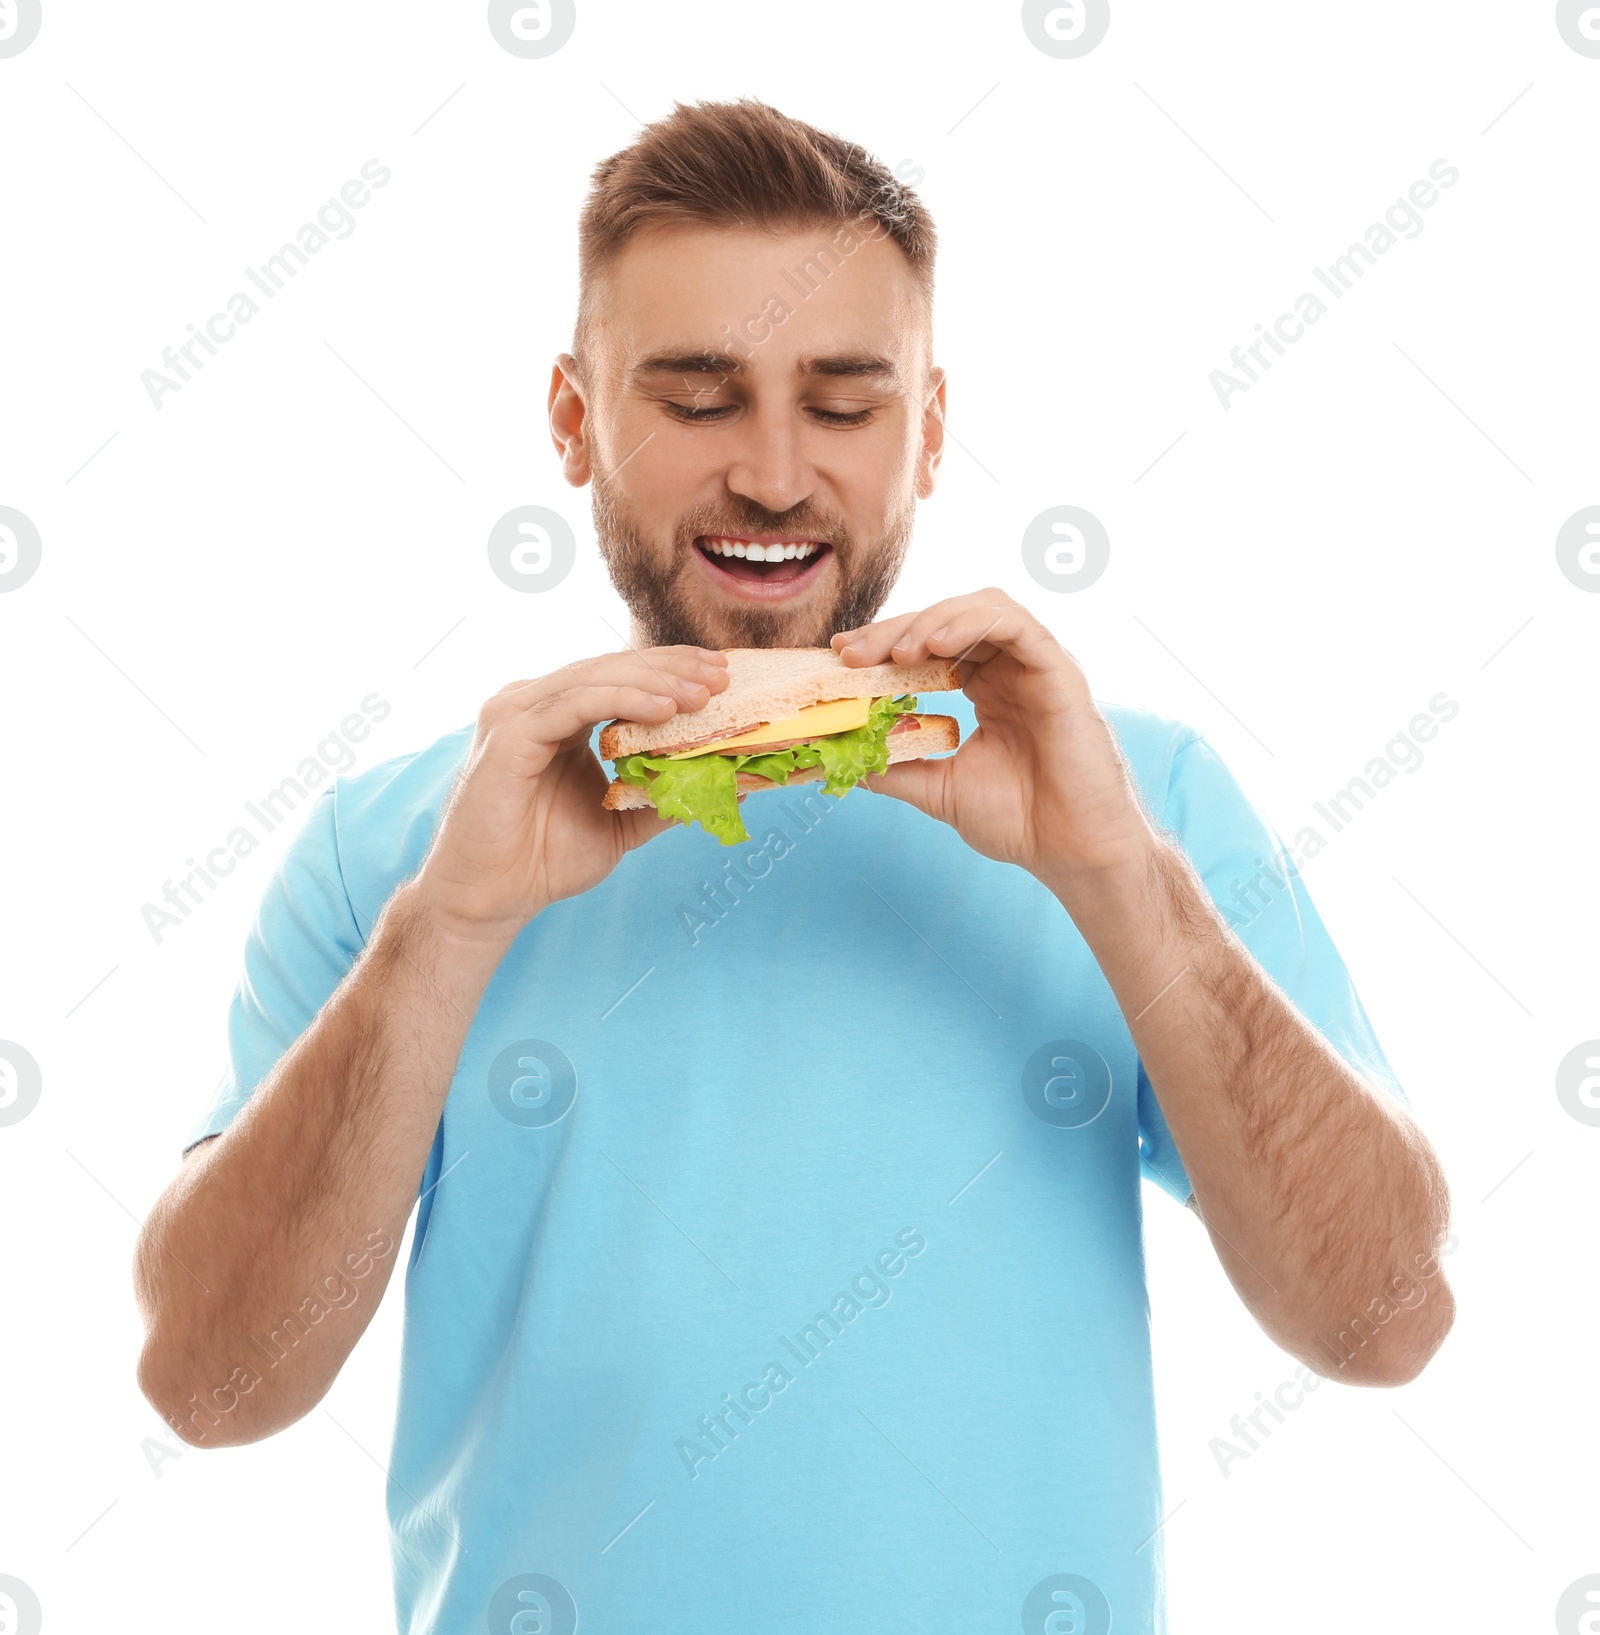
[185,787,367,1150]
[1135,730,1408,1205]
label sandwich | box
[600,648,962,845]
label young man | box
[135,100,1453,1633]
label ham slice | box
[656,714,921,761]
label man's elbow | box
[136,1339,285,1451]
[1310,1276,1457,1388]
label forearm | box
[135,881,511,1445]
[1050,840,1453,1384]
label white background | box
[1,2,1596,1630]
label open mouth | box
[693,535,833,599]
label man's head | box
[549,100,944,650]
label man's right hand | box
[409,645,728,943]
[134,643,728,1448]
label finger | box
[861,756,951,821]
[903,601,1062,670]
[904,604,1023,665]
[615,803,677,851]
[833,591,1015,666]
[831,609,920,664]
[506,649,726,715]
[565,645,729,699]
[509,684,687,750]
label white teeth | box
[703,538,822,560]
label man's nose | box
[723,405,815,515]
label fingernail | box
[928,626,950,643]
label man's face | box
[549,223,945,650]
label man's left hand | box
[832,588,1158,887]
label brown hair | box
[573,99,935,360]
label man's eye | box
[664,401,735,422]
[810,407,874,426]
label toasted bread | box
[598,648,961,761]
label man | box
[135,100,1453,1633]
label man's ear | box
[916,366,947,500]
[549,354,592,487]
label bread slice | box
[602,714,958,809]
[598,648,961,761]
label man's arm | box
[834,591,1453,1387]
[135,890,507,1444]
[135,647,728,1445]
[1052,841,1452,1385]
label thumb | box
[617,805,676,850]
[862,756,951,820]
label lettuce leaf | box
[615,751,749,845]
[813,693,916,794]
[736,742,824,785]
[613,693,918,845]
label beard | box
[590,478,913,651]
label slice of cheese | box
[666,695,873,758]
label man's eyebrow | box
[631,351,743,379]
[627,350,906,387]
[800,353,903,385]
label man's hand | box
[838,588,1454,1386]
[410,646,729,943]
[832,589,1157,887]
[136,643,730,1447]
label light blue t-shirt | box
[190,692,1403,1635]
